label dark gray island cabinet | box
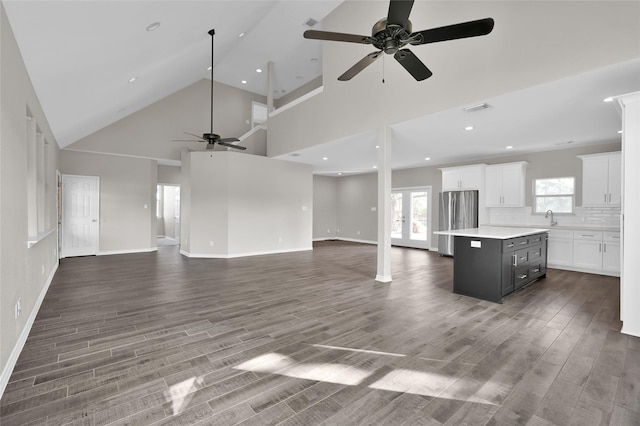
[434,227,549,303]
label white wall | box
[183,151,313,257]
[312,175,338,240]
[158,164,181,184]
[65,79,267,162]
[1,3,60,396]
[59,151,157,255]
[619,92,640,337]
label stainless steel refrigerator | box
[438,190,479,256]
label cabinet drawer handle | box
[513,254,517,267]
[604,193,607,203]
[519,256,527,261]
[604,243,607,253]
[507,243,514,248]
[581,234,594,237]
[519,241,527,245]
[518,274,527,279]
[532,268,539,273]
[599,243,602,253]
[609,193,612,203]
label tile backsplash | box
[487,206,621,228]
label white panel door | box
[62,175,99,257]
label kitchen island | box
[434,226,549,303]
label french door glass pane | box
[410,191,428,240]
[391,192,403,239]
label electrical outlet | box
[209,240,214,247]
[357,230,361,235]
[15,298,22,319]
[327,228,330,233]
[41,264,45,275]
[278,237,283,243]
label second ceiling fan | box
[304,0,494,81]
[175,29,245,150]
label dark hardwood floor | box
[1,241,638,425]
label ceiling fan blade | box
[172,139,202,142]
[412,18,495,45]
[304,29,371,44]
[387,0,414,28]
[184,131,205,140]
[218,141,247,150]
[219,137,240,143]
[338,51,383,81]
[394,49,432,81]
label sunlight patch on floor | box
[233,348,499,406]
[166,376,204,415]
[234,352,371,386]
[310,344,407,358]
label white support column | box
[376,125,392,283]
[617,91,640,337]
[267,61,275,113]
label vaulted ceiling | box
[3,1,640,175]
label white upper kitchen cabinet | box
[441,164,485,191]
[485,162,528,207]
[579,152,621,206]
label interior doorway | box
[61,174,100,257]
[157,184,180,246]
[391,187,432,249]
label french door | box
[391,187,432,249]
[62,175,99,257]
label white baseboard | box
[547,264,620,277]
[0,261,58,399]
[180,246,313,259]
[98,247,158,256]
[332,237,377,245]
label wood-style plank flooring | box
[1,241,638,425]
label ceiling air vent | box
[304,18,319,28]
[463,103,491,113]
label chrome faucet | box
[545,209,557,226]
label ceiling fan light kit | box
[304,0,494,81]
[173,29,246,150]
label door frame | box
[61,174,100,258]
[391,186,433,250]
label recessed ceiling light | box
[238,32,245,38]
[296,76,303,80]
[241,80,247,84]
[146,22,160,32]
[128,76,137,83]
[424,157,431,161]
[618,130,623,134]
[373,165,378,169]
[256,68,262,73]
[465,126,474,131]
[310,58,318,63]
[375,145,379,149]
[207,66,212,71]
[506,145,513,150]
[322,157,328,160]
[338,172,342,176]
[603,97,614,102]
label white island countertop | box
[434,226,550,240]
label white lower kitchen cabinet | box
[573,238,603,270]
[602,231,621,273]
[571,230,620,275]
[545,228,620,277]
[547,230,573,267]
